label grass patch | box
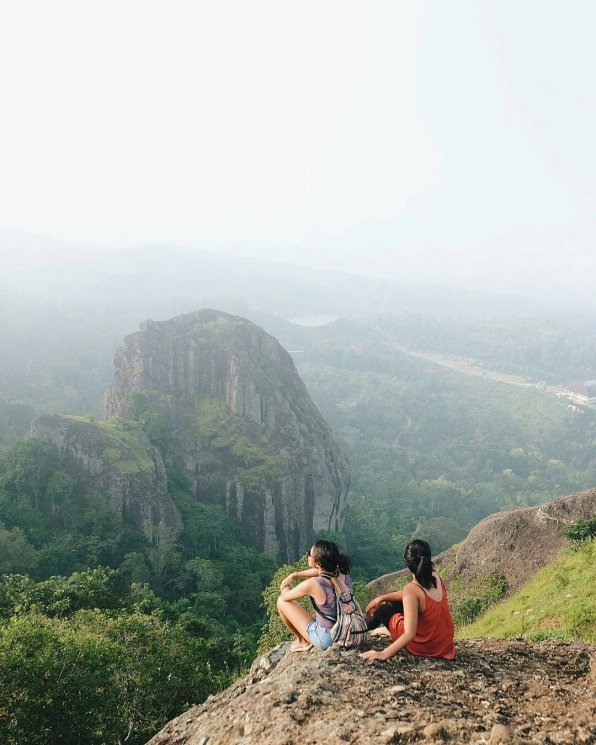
[96,422,154,475]
[67,416,154,475]
[457,541,596,642]
[449,573,506,626]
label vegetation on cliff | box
[458,535,596,643]
[295,352,596,579]
[105,310,349,559]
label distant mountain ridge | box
[0,231,564,319]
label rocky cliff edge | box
[146,636,595,744]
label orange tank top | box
[388,578,455,660]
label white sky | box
[1,1,595,296]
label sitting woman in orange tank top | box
[361,539,455,661]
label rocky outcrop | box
[29,414,182,543]
[368,488,596,597]
[146,637,596,744]
[103,310,349,560]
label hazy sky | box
[1,1,595,296]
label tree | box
[0,525,38,575]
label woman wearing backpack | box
[361,539,455,661]
[277,539,352,651]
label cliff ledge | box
[147,637,595,744]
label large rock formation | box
[103,310,349,559]
[368,488,596,597]
[146,637,596,744]
[29,414,182,543]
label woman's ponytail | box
[404,539,436,589]
[311,540,352,576]
[337,553,352,575]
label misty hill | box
[102,309,349,559]
[3,232,585,413]
[1,232,557,321]
[2,232,595,426]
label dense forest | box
[0,435,276,744]
[1,261,595,742]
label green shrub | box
[0,610,226,745]
[258,557,310,653]
[0,613,120,745]
[565,517,596,547]
[449,573,507,626]
[0,568,124,620]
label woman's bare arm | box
[361,585,419,661]
[365,589,404,613]
[280,577,320,603]
[280,568,318,590]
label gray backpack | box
[319,573,369,649]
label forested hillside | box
[292,339,596,579]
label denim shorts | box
[306,619,333,649]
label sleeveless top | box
[310,574,352,630]
[388,576,455,660]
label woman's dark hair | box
[404,539,436,589]
[311,539,351,575]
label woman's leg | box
[366,601,404,630]
[276,596,315,647]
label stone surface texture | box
[30,413,182,542]
[103,309,349,559]
[146,637,596,744]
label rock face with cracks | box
[103,309,349,559]
[146,637,595,744]
[29,413,182,543]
